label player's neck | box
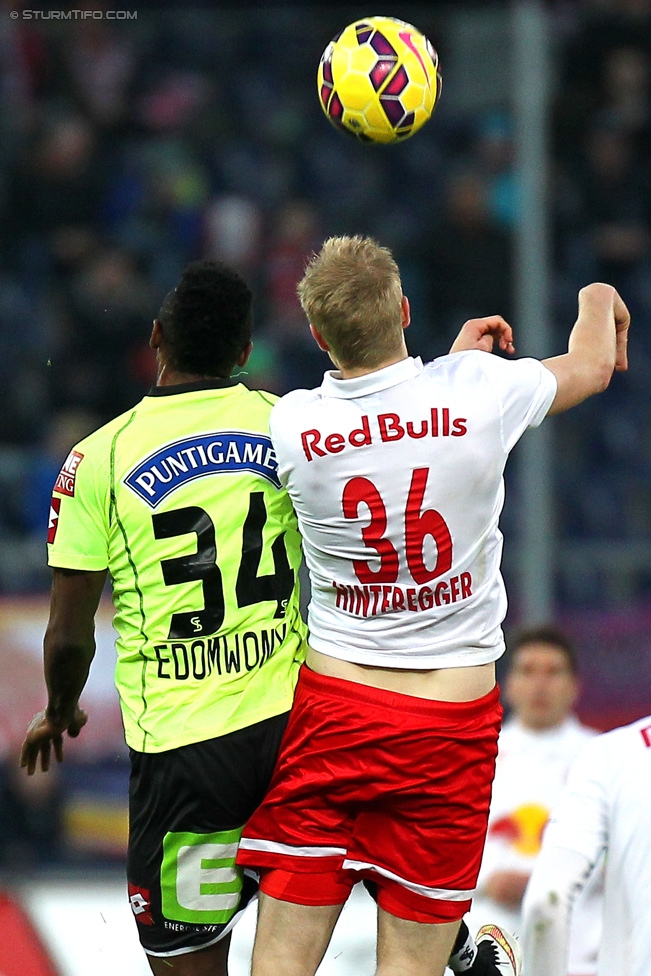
[156,363,230,387]
[338,350,410,380]
[518,715,571,734]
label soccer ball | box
[317,16,441,144]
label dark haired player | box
[471,625,602,972]
[20,258,605,976]
[20,261,307,976]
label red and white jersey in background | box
[270,352,557,667]
[539,715,651,976]
[470,716,602,975]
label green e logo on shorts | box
[161,827,244,924]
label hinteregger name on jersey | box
[333,573,473,617]
[154,623,287,681]
[301,409,467,462]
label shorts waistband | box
[298,665,500,719]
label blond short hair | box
[297,235,404,370]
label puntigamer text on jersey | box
[125,431,281,506]
[301,408,467,461]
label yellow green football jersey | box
[47,379,307,753]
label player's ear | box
[309,324,330,352]
[401,295,411,331]
[150,319,163,349]
[237,341,253,368]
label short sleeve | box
[47,443,110,571]
[541,735,609,868]
[473,353,557,453]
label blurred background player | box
[521,711,651,976]
[236,235,629,976]
[469,626,602,975]
[20,260,307,976]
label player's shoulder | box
[270,387,320,423]
[567,715,599,743]
[425,349,506,374]
[273,386,319,408]
[420,352,511,398]
[242,385,280,409]
[600,714,651,753]
[571,716,651,779]
[230,385,282,429]
[497,717,520,742]
[494,718,532,760]
[426,349,546,381]
[74,404,141,456]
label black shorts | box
[127,711,289,957]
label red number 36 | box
[342,467,452,585]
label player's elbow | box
[44,626,96,668]
[545,349,616,414]
[579,346,616,397]
[590,356,614,394]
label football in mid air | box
[317,16,441,144]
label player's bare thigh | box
[147,933,230,976]
[377,908,461,976]
[307,646,496,702]
[250,892,460,976]
[251,893,344,976]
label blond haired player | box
[20,261,307,976]
[236,236,630,976]
[522,713,651,976]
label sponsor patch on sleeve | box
[47,496,61,544]
[54,450,84,497]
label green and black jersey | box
[47,379,307,753]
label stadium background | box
[0,1,650,973]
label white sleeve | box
[521,736,610,976]
[542,736,609,866]
[472,353,558,452]
[521,846,593,976]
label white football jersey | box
[470,717,602,974]
[541,715,651,976]
[270,352,556,667]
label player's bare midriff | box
[306,646,496,702]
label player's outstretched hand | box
[20,706,88,775]
[449,315,516,356]
[579,282,631,373]
[613,288,630,372]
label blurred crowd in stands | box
[0,0,651,600]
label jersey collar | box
[320,356,423,399]
[147,378,241,397]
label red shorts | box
[237,665,501,923]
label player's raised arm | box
[543,282,630,415]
